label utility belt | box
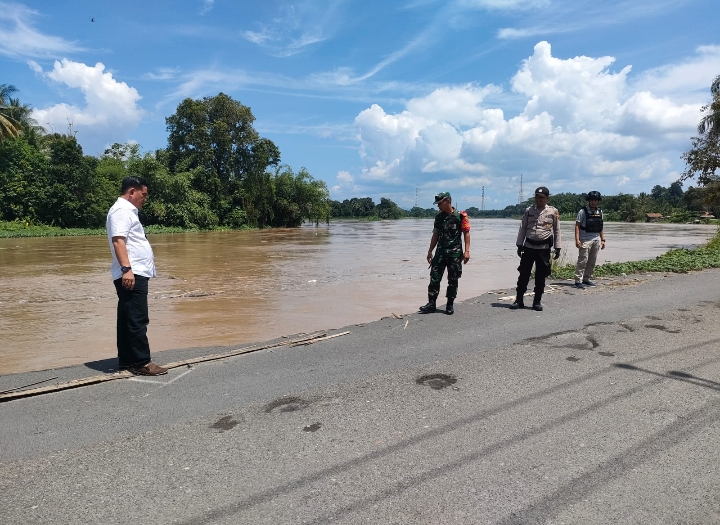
[524,236,553,248]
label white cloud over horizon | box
[347,41,713,205]
[30,59,144,151]
[3,0,715,209]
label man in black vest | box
[574,190,606,288]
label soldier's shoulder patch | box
[460,210,470,231]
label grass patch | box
[552,229,720,279]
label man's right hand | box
[575,239,582,248]
[516,246,523,257]
[427,251,434,265]
[122,270,135,290]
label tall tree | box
[165,93,280,222]
[681,75,720,186]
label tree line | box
[330,181,715,223]
[2,74,718,228]
[1,88,331,229]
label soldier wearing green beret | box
[419,192,471,315]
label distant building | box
[693,211,716,223]
[645,213,663,222]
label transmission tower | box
[518,174,524,204]
[481,186,485,211]
[414,187,418,208]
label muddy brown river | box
[0,219,716,374]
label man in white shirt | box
[106,176,167,376]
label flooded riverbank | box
[0,219,716,374]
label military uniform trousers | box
[517,247,552,300]
[428,254,463,300]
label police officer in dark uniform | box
[419,192,471,315]
[511,186,561,311]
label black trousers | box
[114,275,151,368]
[516,247,552,300]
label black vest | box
[580,206,603,233]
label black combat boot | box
[510,296,525,309]
[532,295,543,311]
[419,299,436,313]
[445,298,454,315]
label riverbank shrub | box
[551,229,720,278]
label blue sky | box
[1,0,718,209]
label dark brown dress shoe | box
[132,363,168,376]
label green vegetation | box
[551,229,720,279]
[330,197,406,219]
[4,74,719,236]
[682,76,720,189]
[679,74,720,213]
[1,89,331,233]
[0,220,195,238]
[331,182,717,222]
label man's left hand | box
[121,269,136,290]
[553,248,561,260]
[463,251,470,264]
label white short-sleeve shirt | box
[106,197,156,280]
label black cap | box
[534,186,550,197]
[586,190,602,201]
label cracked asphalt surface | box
[1,270,720,524]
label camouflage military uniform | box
[428,210,469,301]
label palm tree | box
[697,75,720,137]
[7,97,43,133]
[0,83,22,141]
[0,84,44,141]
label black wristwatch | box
[121,266,132,274]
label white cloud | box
[331,170,356,195]
[497,27,547,40]
[495,1,687,42]
[200,0,215,15]
[142,67,181,81]
[351,41,706,200]
[0,2,82,58]
[457,0,549,9]
[337,171,354,184]
[241,1,343,57]
[632,45,720,100]
[31,59,143,148]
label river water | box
[0,219,716,374]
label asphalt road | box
[2,270,720,524]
